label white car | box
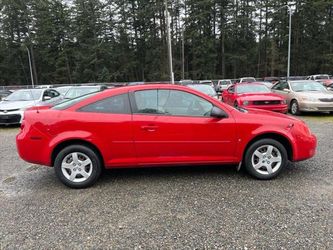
[0,88,61,125]
[239,77,256,83]
[216,79,233,92]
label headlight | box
[242,100,249,106]
[301,96,317,102]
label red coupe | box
[222,83,288,113]
[16,84,316,188]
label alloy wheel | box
[61,152,93,183]
[251,145,282,175]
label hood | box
[237,107,300,122]
[0,100,36,110]
[237,93,284,101]
[296,91,333,99]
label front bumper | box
[241,104,288,113]
[299,101,333,112]
[293,133,317,162]
[0,110,24,125]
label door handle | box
[141,125,158,132]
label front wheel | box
[54,145,102,188]
[290,100,301,115]
[244,139,288,180]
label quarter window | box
[79,94,131,114]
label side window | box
[162,90,213,117]
[272,82,282,90]
[134,90,160,114]
[49,90,60,97]
[273,81,289,90]
[133,89,213,117]
[281,81,289,90]
[79,94,131,114]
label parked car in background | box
[179,79,193,85]
[263,77,280,84]
[0,90,13,101]
[198,80,215,88]
[55,86,72,96]
[306,74,333,87]
[187,84,218,99]
[253,81,274,88]
[222,83,287,113]
[16,84,316,188]
[216,79,233,93]
[63,85,107,100]
[272,80,333,115]
[0,88,61,125]
[128,82,145,86]
[327,83,333,91]
[239,77,256,83]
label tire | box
[54,145,102,188]
[290,100,300,115]
[244,139,288,180]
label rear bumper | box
[16,126,52,166]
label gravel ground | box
[0,115,332,249]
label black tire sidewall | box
[244,139,288,180]
[54,145,102,188]
[291,100,300,115]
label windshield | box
[290,81,326,92]
[53,92,97,110]
[56,86,71,95]
[236,84,271,94]
[189,85,216,96]
[4,89,42,101]
[64,87,100,99]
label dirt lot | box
[0,115,332,249]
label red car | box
[16,84,316,188]
[222,83,288,113]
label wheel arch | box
[243,133,293,161]
[51,139,105,168]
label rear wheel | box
[54,145,102,188]
[290,100,300,115]
[244,139,288,180]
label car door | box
[130,89,237,165]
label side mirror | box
[283,88,290,92]
[211,106,228,119]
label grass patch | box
[299,113,333,122]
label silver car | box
[0,88,61,125]
[272,80,333,115]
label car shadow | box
[98,164,246,184]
